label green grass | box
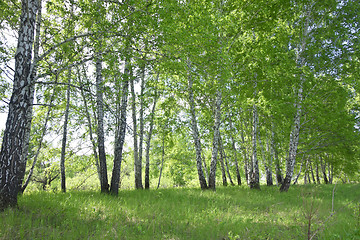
[0,184,359,239]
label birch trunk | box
[320,156,329,184]
[131,74,143,189]
[21,87,54,193]
[187,66,207,189]
[229,115,241,185]
[208,90,222,190]
[219,144,227,186]
[0,0,38,210]
[157,135,165,189]
[145,90,157,189]
[138,64,146,188]
[223,150,234,186]
[17,0,42,194]
[240,119,250,185]
[110,60,130,195]
[79,76,100,182]
[60,70,71,192]
[96,55,109,193]
[259,132,273,186]
[279,5,310,192]
[250,103,260,189]
[279,90,303,192]
[309,160,316,183]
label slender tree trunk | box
[250,102,260,189]
[187,65,208,189]
[316,160,321,184]
[138,64,146,188]
[144,90,157,189]
[219,143,228,186]
[279,6,310,192]
[320,156,329,184]
[202,151,209,184]
[157,135,166,189]
[21,87,54,193]
[131,75,143,189]
[304,159,309,184]
[79,71,100,182]
[229,115,241,185]
[271,125,283,186]
[60,70,71,193]
[240,119,250,185]
[223,150,234,186]
[0,0,38,210]
[208,90,222,190]
[309,160,316,183]
[96,55,109,193]
[259,130,273,186]
[293,158,304,185]
[329,163,333,184]
[110,60,130,195]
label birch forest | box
[0,0,360,210]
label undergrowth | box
[0,184,359,239]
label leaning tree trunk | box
[110,60,130,195]
[60,70,72,193]
[96,55,109,193]
[145,89,158,189]
[208,90,222,190]
[187,65,208,190]
[0,0,38,210]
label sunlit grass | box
[0,184,359,239]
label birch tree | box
[0,0,39,210]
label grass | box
[0,184,359,239]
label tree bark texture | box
[79,75,100,183]
[157,135,165,189]
[21,88,54,193]
[145,90,157,189]
[138,64,146,188]
[279,5,309,192]
[60,70,72,193]
[187,70,208,190]
[208,90,222,190]
[219,145,228,186]
[131,75,143,189]
[17,0,42,194]
[250,103,260,189]
[0,0,38,210]
[229,115,241,185]
[110,61,130,195]
[96,55,109,193]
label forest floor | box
[0,184,359,239]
